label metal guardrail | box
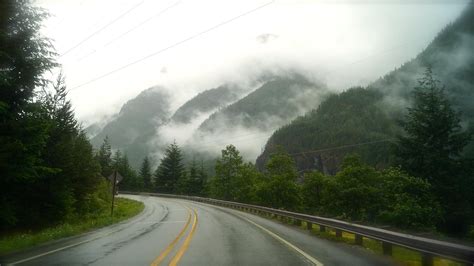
[121,191,474,266]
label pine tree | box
[96,136,113,177]
[0,0,57,228]
[154,142,185,193]
[212,145,243,200]
[197,160,208,196]
[397,68,471,184]
[396,68,472,234]
[112,151,139,191]
[112,149,122,170]
[139,157,153,191]
[186,159,205,196]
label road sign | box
[107,171,123,184]
[108,170,123,218]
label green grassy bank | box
[0,197,144,256]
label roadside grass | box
[0,197,144,256]
[247,210,462,266]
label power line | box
[194,132,271,147]
[104,1,181,47]
[288,139,396,157]
[196,135,271,151]
[60,0,145,57]
[75,1,180,62]
[322,38,429,76]
[68,0,275,91]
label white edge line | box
[188,201,324,266]
[241,215,324,266]
[9,230,116,265]
[9,196,152,265]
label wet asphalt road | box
[2,195,394,266]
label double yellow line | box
[151,204,198,266]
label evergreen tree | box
[154,142,185,193]
[96,136,113,177]
[396,68,472,234]
[112,150,139,191]
[0,0,57,227]
[112,149,122,170]
[139,156,153,191]
[0,0,109,230]
[185,159,205,196]
[197,160,209,196]
[212,145,243,200]
[397,68,471,184]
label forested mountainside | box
[257,88,398,174]
[90,87,171,166]
[197,75,328,133]
[170,84,245,124]
[257,4,474,173]
[88,84,249,167]
[88,74,328,168]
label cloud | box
[36,0,468,126]
[256,33,278,44]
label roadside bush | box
[322,155,382,221]
[377,168,442,230]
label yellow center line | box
[150,205,192,266]
[169,207,198,266]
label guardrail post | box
[306,222,313,230]
[382,242,392,256]
[421,253,433,266]
[320,225,326,232]
[293,219,302,226]
[335,229,342,238]
[355,234,363,245]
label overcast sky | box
[36,0,468,125]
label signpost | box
[108,170,123,217]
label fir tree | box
[397,68,471,184]
[212,145,243,200]
[0,0,57,227]
[139,156,153,191]
[154,142,185,193]
[396,68,472,234]
[96,136,113,177]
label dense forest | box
[170,84,245,124]
[258,3,474,172]
[89,87,171,167]
[0,1,112,231]
[2,0,473,243]
[120,68,473,237]
[88,73,330,168]
[256,87,398,174]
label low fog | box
[38,0,468,124]
[36,0,470,164]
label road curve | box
[2,195,394,266]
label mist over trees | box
[2,0,473,244]
[396,68,473,234]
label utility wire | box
[288,139,396,157]
[68,0,275,91]
[194,132,271,148]
[322,38,429,76]
[76,1,180,62]
[60,0,145,57]
[189,136,394,158]
[104,1,181,47]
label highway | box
[2,195,394,265]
